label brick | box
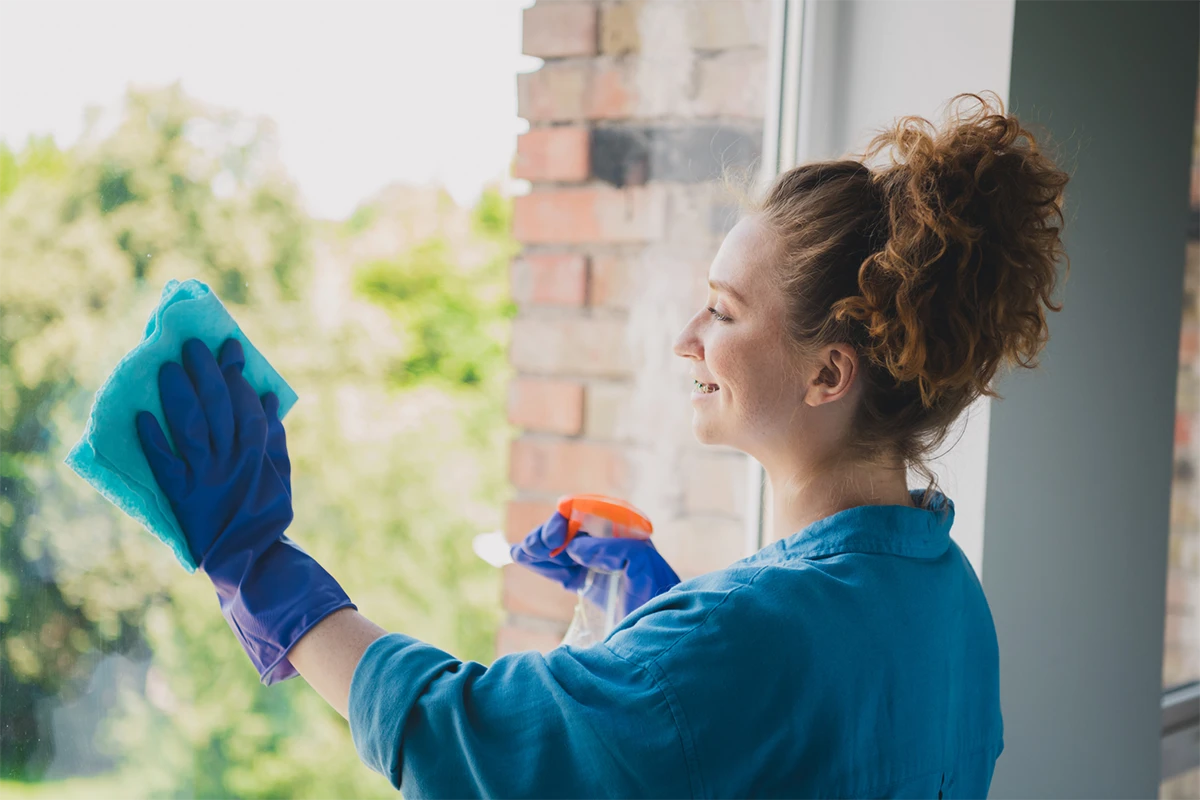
[508,377,585,435]
[1176,524,1199,569]
[1166,567,1198,612]
[503,566,578,623]
[510,317,635,377]
[590,124,761,188]
[684,452,748,517]
[513,186,666,244]
[642,183,742,245]
[1166,513,1195,556]
[686,0,769,51]
[1180,321,1197,365]
[518,62,588,121]
[587,60,635,119]
[511,252,588,307]
[509,437,631,497]
[496,623,565,656]
[590,255,631,309]
[584,381,632,440]
[599,1,641,54]
[653,515,747,579]
[1175,368,1198,417]
[1176,414,1191,450]
[1164,611,1199,652]
[506,499,559,545]
[523,2,598,59]
[1185,243,1199,294]
[517,60,635,122]
[578,345,702,444]
[694,49,767,119]
[515,127,590,182]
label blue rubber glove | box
[510,512,680,618]
[136,338,354,685]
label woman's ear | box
[803,344,859,407]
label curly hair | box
[756,92,1070,488]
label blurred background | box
[0,1,1197,798]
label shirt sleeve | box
[348,632,698,799]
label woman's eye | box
[707,307,731,323]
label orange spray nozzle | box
[549,494,653,558]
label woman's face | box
[672,215,810,455]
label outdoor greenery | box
[0,85,513,797]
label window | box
[0,3,527,796]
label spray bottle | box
[471,493,654,647]
[550,494,654,647]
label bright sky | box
[0,0,538,219]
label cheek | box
[707,331,761,397]
[709,329,798,417]
[703,332,739,387]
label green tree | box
[1,85,509,797]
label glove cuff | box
[214,536,355,685]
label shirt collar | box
[773,490,955,561]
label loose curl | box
[756,92,1070,489]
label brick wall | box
[500,0,769,655]
[1162,80,1200,691]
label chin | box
[690,416,725,446]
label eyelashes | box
[707,307,732,323]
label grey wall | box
[984,2,1199,796]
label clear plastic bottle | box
[553,495,653,648]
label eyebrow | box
[708,279,746,305]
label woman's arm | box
[289,608,387,719]
[135,338,694,796]
[343,627,693,797]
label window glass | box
[0,3,529,796]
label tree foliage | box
[0,85,509,797]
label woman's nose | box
[673,315,702,360]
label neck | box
[762,451,913,541]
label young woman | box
[137,94,1068,797]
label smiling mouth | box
[693,380,720,394]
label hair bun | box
[833,92,1070,408]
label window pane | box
[1,3,522,796]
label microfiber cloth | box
[64,279,298,572]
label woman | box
[136,94,1068,798]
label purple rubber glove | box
[511,511,680,618]
[136,338,354,685]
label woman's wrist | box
[288,607,388,719]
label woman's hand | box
[511,512,681,617]
[136,338,291,564]
[136,337,355,684]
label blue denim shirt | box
[349,491,1003,798]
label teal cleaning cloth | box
[64,279,298,572]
